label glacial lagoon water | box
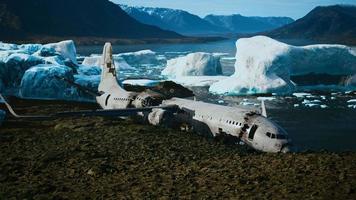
[77,39,356,152]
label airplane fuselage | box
[162,98,291,153]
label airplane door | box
[248,125,258,140]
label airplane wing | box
[0,94,178,120]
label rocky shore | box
[0,99,355,199]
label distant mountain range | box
[0,0,182,42]
[120,5,294,36]
[120,5,227,35]
[266,5,356,45]
[204,15,294,34]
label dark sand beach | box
[0,98,355,199]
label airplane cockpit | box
[246,116,291,153]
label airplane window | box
[271,134,276,139]
[266,132,271,137]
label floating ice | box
[210,36,356,95]
[294,104,300,107]
[122,79,161,87]
[169,76,227,87]
[43,40,78,64]
[320,105,328,108]
[218,100,225,104]
[257,97,276,101]
[293,93,311,98]
[304,103,321,108]
[118,50,158,65]
[162,52,223,78]
[347,99,356,103]
[82,56,134,70]
[348,104,356,109]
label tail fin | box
[98,43,125,93]
[261,100,267,118]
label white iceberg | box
[82,55,134,70]
[209,36,356,95]
[43,40,78,64]
[169,76,227,87]
[118,50,157,65]
[292,93,312,98]
[257,97,276,101]
[347,99,356,103]
[162,52,223,78]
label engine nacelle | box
[133,93,162,108]
[148,108,172,126]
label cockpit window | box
[266,132,271,137]
[271,134,276,139]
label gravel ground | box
[0,98,355,199]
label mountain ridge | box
[0,0,183,42]
[266,5,356,45]
[120,5,294,36]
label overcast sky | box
[112,0,356,19]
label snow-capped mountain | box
[204,14,294,33]
[120,5,228,36]
[120,5,294,36]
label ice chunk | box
[218,100,225,104]
[0,53,44,88]
[19,64,76,100]
[162,52,223,78]
[294,104,300,107]
[257,97,276,101]
[320,105,328,108]
[210,36,356,95]
[304,103,320,108]
[168,76,227,87]
[43,40,78,64]
[77,65,101,76]
[347,99,356,103]
[348,104,356,109]
[82,56,134,70]
[122,79,161,87]
[118,50,158,65]
[0,110,5,126]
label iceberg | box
[43,40,78,64]
[209,36,356,95]
[0,40,80,92]
[118,50,157,65]
[82,56,134,70]
[19,64,77,100]
[162,52,223,78]
[169,76,227,87]
[122,79,161,87]
[0,53,44,88]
